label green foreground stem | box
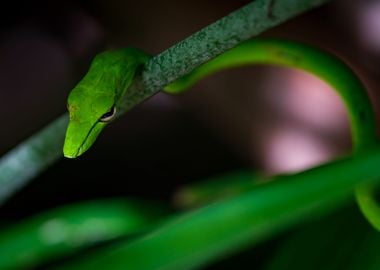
[67,144,380,270]
[0,199,168,269]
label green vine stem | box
[0,0,331,203]
[64,144,380,269]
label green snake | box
[63,39,380,229]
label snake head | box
[63,48,149,158]
[63,84,114,158]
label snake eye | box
[99,107,116,122]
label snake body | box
[63,39,379,229]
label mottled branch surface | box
[0,115,68,203]
[142,0,330,93]
[0,0,331,203]
[121,0,332,110]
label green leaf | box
[62,146,380,270]
[0,199,168,269]
[174,170,262,208]
[264,206,380,270]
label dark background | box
[0,0,379,268]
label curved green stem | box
[167,39,376,149]
[167,39,380,229]
[356,184,380,230]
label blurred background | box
[0,0,380,268]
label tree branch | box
[0,0,331,204]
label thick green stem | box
[64,144,380,270]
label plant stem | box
[64,144,380,270]
[0,0,331,203]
